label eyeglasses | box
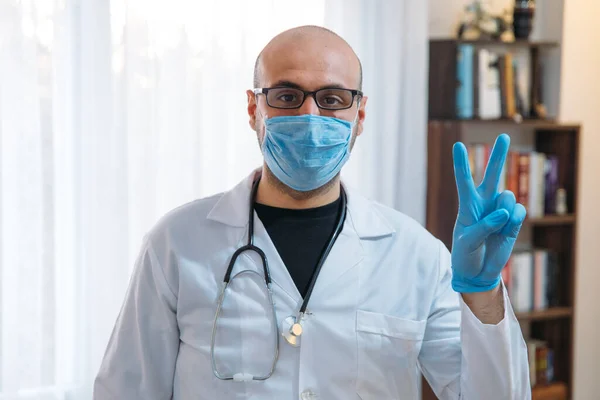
[253,87,363,110]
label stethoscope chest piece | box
[282,316,302,347]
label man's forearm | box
[461,284,505,325]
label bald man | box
[94,26,530,399]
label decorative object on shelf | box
[457,1,513,41]
[513,0,535,40]
[555,188,567,215]
[534,103,547,119]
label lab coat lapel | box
[206,171,396,304]
[308,183,396,299]
[307,217,364,301]
[206,170,256,229]
[207,169,302,304]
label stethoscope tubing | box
[211,175,346,380]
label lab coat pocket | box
[355,310,426,400]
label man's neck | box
[255,167,341,209]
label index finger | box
[481,134,510,195]
[452,141,477,203]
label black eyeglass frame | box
[253,87,363,110]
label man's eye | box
[277,93,298,102]
[323,96,342,105]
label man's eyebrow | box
[269,80,350,91]
[269,80,303,89]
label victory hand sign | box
[451,133,527,294]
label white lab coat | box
[94,170,531,400]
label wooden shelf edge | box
[428,118,580,130]
[430,38,560,48]
[516,307,573,321]
[525,214,576,226]
[532,382,568,400]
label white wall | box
[559,1,600,398]
[428,1,600,398]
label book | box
[518,153,530,207]
[544,156,559,214]
[506,151,520,196]
[456,44,474,119]
[533,250,548,311]
[526,339,556,389]
[465,146,560,219]
[512,51,531,118]
[528,152,540,217]
[546,252,559,308]
[457,48,533,120]
[473,48,480,118]
[504,248,559,312]
[527,340,539,387]
[478,49,502,119]
[546,349,554,383]
[510,251,533,312]
[504,53,516,118]
[498,54,507,117]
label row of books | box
[527,339,554,388]
[467,144,561,218]
[456,45,532,119]
[501,249,559,313]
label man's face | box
[247,32,367,147]
[246,30,368,198]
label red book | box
[536,345,548,385]
[507,151,520,195]
[518,153,530,207]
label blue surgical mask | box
[261,114,356,192]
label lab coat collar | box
[206,169,396,239]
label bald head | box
[253,25,362,90]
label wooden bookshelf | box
[526,214,576,226]
[516,307,573,321]
[422,39,579,400]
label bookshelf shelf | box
[516,307,573,321]
[429,119,581,131]
[431,39,560,49]
[532,382,568,400]
[424,38,580,400]
[526,214,576,226]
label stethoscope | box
[210,176,347,381]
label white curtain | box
[0,0,427,398]
[328,0,429,221]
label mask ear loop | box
[351,97,362,125]
[257,110,269,122]
[254,91,269,123]
[255,96,269,152]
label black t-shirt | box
[254,197,341,297]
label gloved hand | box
[450,133,527,293]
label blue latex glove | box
[451,133,527,293]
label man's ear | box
[247,89,257,130]
[356,96,368,137]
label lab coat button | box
[300,389,317,400]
